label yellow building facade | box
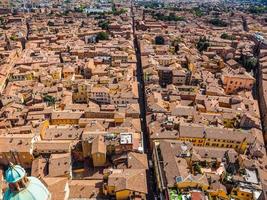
[231,187,253,200]
[177,137,247,154]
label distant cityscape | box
[0,0,266,200]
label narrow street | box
[253,40,267,149]
[131,1,158,199]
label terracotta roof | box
[34,140,72,153]
[108,169,147,194]
[44,126,83,140]
[51,111,83,120]
[91,135,106,155]
[31,157,48,178]
[159,140,191,187]
[48,153,71,177]
[43,177,68,200]
[127,152,148,170]
[68,180,103,199]
[0,134,34,152]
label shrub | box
[220,32,236,40]
[209,18,228,27]
[10,35,17,41]
[98,20,109,30]
[96,32,109,41]
[196,36,210,52]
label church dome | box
[5,164,26,183]
[4,164,51,200]
[4,177,51,200]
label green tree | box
[10,35,17,41]
[193,163,202,174]
[111,3,127,16]
[96,32,109,41]
[142,2,163,9]
[209,18,228,27]
[220,32,236,40]
[44,95,56,106]
[98,20,109,30]
[114,8,127,16]
[155,35,165,45]
[196,36,210,52]
[75,5,85,13]
[244,57,257,71]
[0,17,4,25]
[221,32,229,39]
[249,6,267,14]
[63,10,69,16]
[192,7,204,17]
[9,2,15,7]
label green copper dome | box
[5,165,26,183]
[4,164,51,200]
[4,177,51,200]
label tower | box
[3,164,51,200]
